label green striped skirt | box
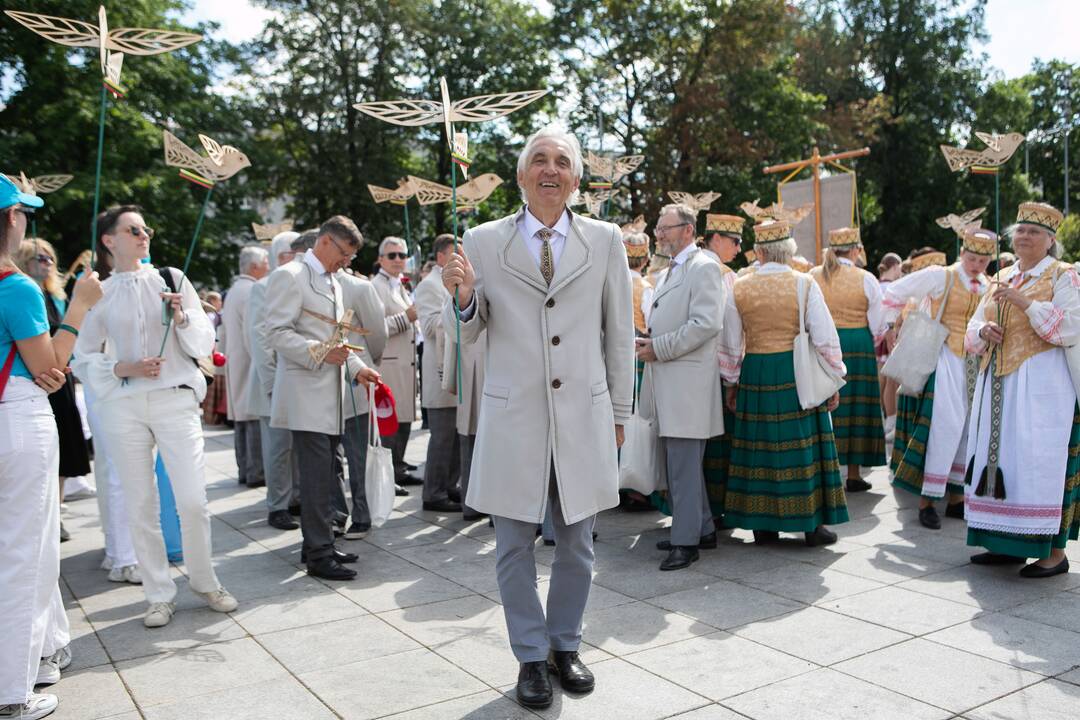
[890,388,918,475]
[889,372,964,498]
[724,351,848,532]
[967,406,1080,559]
[833,327,885,467]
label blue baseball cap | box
[0,173,45,210]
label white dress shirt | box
[518,206,570,269]
[304,249,333,288]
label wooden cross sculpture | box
[304,309,370,366]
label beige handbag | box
[882,269,955,395]
[793,276,846,410]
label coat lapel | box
[305,263,336,306]
[652,261,686,303]
[498,215,548,294]
[547,215,592,297]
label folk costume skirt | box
[724,351,848,532]
[832,327,885,468]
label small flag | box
[178,168,214,189]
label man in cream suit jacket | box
[637,203,726,572]
[442,126,633,710]
[265,216,379,581]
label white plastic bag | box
[365,384,395,527]
[618,374,662,494]
[793,276,846,409]
[882,269,954,396]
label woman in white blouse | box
[73,206,237,627]
[964,202,1080,578]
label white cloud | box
[182,0,277,45]
[981,0,1080,78]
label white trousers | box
[96,388,220,604]
[83,386,138,569]
[0,379,69,705]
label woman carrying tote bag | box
[719,220,849,547]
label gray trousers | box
[494,473,596,662]
[422,407,460,503]
[291,430,340,562]
[663,437,714,546]
[259,416,299,512]
[459,433,477,515]
[234,419,265,486]
[383,422,413,480]
[331,414,371,528]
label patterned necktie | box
[537,228,555,285]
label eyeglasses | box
[124,225,155,239]
[34,254,55,265]
[329,235,357,261]
[382,252,408,260]
[654,222,690,237]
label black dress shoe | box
[306,557,357,580]
[462,511,488,521]
[301,548,358,564]
[268,510,299,530]
[543,539,556,546]
[659,546,699,571]
[1019,557,1070,578]
[945,502,965,520]
[423,499,462,513]
[287,503,302,517]
[344,522,370,540]
[447,487,462,504]
[970,552,1027,565]
[547,650,595,693]
[515,660,552,708]
[846,477,872,492]
[405,462,419,472]
[919,505,942,530]
[246,479,266,489]
[753,530,779,544]
[656,531,718,551]
[804,525,838,546]
[395,484,409,497]
[397,474,423,486]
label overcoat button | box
[551,379,562,389]
[546,298,555,308]
[552,336,560,346]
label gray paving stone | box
[333,548,475,613]
[739,561,886,605]
[299,648,486,719]
[648,580,803,630]
[1004,589,1080,634]
[591,546,718,600]
[141,676,336,720]
[811,543,959,584]
[582,600,713,656]
[833,638,1044,713]
[625,631,817,700]
[965,678,1080,720]
[896,565,1080,611]
[93,607,247,663]
[46,665,138,720]
[380,690,536,719]
[722,667,949,720]
[115,637,288,707]
[229,588,366,634]
[730,606,910,665]
[667,706,746,719]
[64,608,111,672]
[824,585,985,636]
[1058,668,1080,685]
[258,614,421,674]
[364,521,461,550]
[925,613,1080,676]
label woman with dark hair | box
[0,174,102,720]
[72,205,236,628]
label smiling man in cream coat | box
[442,125,633,710]
[636,203,726,572]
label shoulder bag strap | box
[0,269,22,400]
[934,268,956,323]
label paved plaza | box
[52,423,1080,720]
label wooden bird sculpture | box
[621,215,647,235]
[740,199,813,226]
[935,207,987,237]
[405,173,503,210]
[367,178,416,205]
[940,132,1025,172]
[4,172,73,196]
[584,151,644,186]
[667,191,721,215]
[163,130,251,185]
[251,220,295,241]
[575,189,621,216]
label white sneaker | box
[107,565,142,585]
[34,656,60,687]
[143,602,175,628]
[100,555,113,571]
[47,646,72,671]
[196,588,238,613]
[0,693,58,719]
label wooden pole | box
[811,147,823,264]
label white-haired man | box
[222,245,269,488]
[247,231,301,530]
[372,236,420,491]
[442,125,634,709]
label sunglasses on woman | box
[382,252,408,260]
[35,254,55,265]
[123,225,156,239]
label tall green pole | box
[89,86,109,264]
[452,161,462,403]
[158,185,214,356]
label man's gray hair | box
[238,245,268,274]
[379,236,408,255]
[756,238,798,265]
[291,230,318,253]
[269,231,299,270]
[1004,223,1061,258]
[516,124,583,205]
[659,203,697,229]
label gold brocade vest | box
[734,271,800,353]
[929,267,983,358]
[631,272,651,335]
[810,264,868,329]
[980,261,1067,377]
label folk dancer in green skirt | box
[810,228,887,492]
[965,202,1080,578]
[720,220,849,546]
[883,229,993,529]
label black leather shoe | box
[448,487,462,504]
[395,484,409,496]
[656,531,718,551]
[306,557,357,580]
[398,474,423,486]
[945,502,965,520]
[462,511,488,521]
[287,503,301,517]
[970,552,1027,565]
[753,530,779,544]
[515,660,552,708]
[1019,557,1070,578]
[659,546,699,571]
[268,510,299,530]
[405,462,419,472]
[547,650,595,693]
[919,505,942,530]
[301,548,358,564]
[804,525,838,546]
[423,499,462,513]
[846,477,872,492]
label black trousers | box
[291,430,341,562]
